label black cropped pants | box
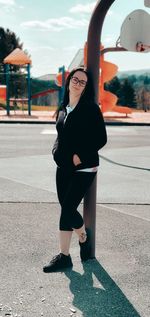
[56,167,96,231]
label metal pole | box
[61,65,65,99]
[84,0,116,258]
[58,88,61,107]
[27,63,31,115]
[58,66,65,106]
[5,64,10,116]
[101,46,127,55]
[58,67,62,106]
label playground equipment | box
[56,45,132,116]
[99,48,118,112]
[31,89,57,100]
[0,85,6,103]
[56,66,69,105]
[99,55,118,112]
[84,43,132,116]
[2,48,59,114]
[3,48,31,115]
[100,48,132,115]
[56,70,69,87]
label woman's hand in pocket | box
[73,154,81,166]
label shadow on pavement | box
[65,259,141,317]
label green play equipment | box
[3,48,32,116]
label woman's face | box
[69,71,88,97]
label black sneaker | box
[43,253,73,273]
[79,229,94,262]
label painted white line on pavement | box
[41,126,143,136]
[100,204,150,222]
[41,129,57,134]
[0,175,52,193]
[41,127,136,136]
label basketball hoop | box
[120,9,150,52]
[144,0,150,7]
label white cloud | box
[103,35,116,44]
[0,0,22,14]
[0,0,15,5]
[70,2,96,14]
[70,3,114,18]
[29,46,55,52]
[21,17,88,32]
[63,45,78,52]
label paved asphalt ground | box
[0,124,150,317]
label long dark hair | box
[62,67,95,109]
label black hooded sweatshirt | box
[52,100,107,171]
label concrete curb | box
[0,120,150,126]
[0,120,55,124]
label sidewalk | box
[0,109,150,125]
[0,110,56,123]
[1,202,149,317]
[103,110,150,124]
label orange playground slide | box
[84,43,132,116]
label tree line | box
[105,74,150,111]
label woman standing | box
[43,67,107,273]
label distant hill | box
[31,74,58,106]
[35,74,56,81]
[36,69,150,81]
[118,69,150,77]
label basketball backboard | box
[120,9,150,52]
[144,0,150,8]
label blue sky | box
[0,0,150,77]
